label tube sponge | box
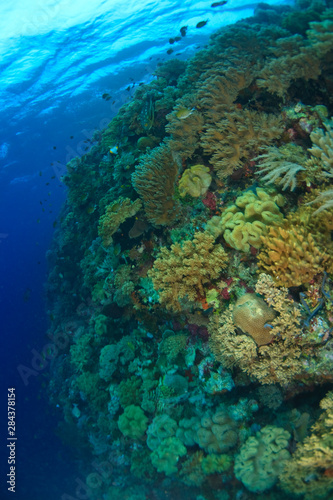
[234,425,291,493]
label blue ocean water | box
[1,0,329,499]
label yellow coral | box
[258,225,330,287]
[209,274,309,385]
[206,188,284,253]
[178,164,212,197]
[149,231,228,312]
[280,391,333,500]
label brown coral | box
[149,231,229,312]
[131,141,180,226]
[233,293,276,346]
[200,108,283,179]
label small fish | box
[52,220,57,228]
[70,135,74,139]
[211,1,227,7]
[72,403,81,419]
[167,48,174,55]
[53,146,56,150]
[86,203,96,214]
[180,26,188,37]
[174,36,181,42]
[102,93,111,101]
[109,146,118,155]
[196,20,208,28]
[169,38,175,44]
[176,107,196,119]
[23,288,31,302]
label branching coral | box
[280,391,333,499]
[149,231,229,312]
[200,108,283,179]
[258,225,331,287]
[254,143,306,191]
[98,197,142,247]
[132,141,180,226]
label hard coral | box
[233,293,276,346]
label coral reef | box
[45,5,333,499]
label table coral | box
[234,425,291,493]
[149,231,229,311]
[258,225,331,287]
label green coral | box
[201,453,232,475]
[234,425,291,493]
[150,436,187,475]
[206,187,285,253]
[118,404,148,439]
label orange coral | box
[258,225,330,287]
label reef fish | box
[109,146,118,154]
[196,20,208,28]
[211,1,227,7]
[140,94,155,130]
[176,107,196,119]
